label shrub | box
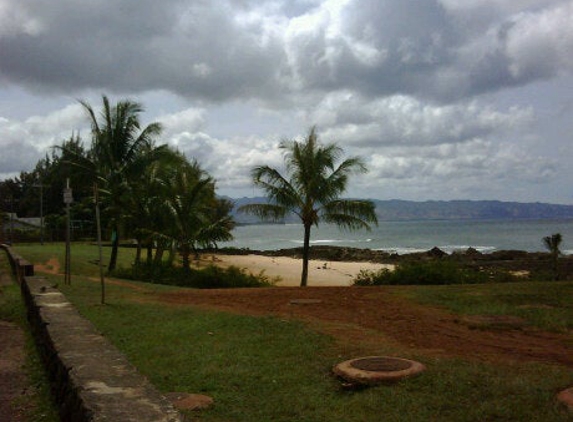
[353,260,488,286]
[112,262,277,288]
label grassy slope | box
[14,243,573,421]
[53,275,572,422]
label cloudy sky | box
[1,0,572,203]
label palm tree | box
[239,126,378,287]
[164,161,234,271]
[126,147,181,266]
[80,96,163,272]
[543,233,562,280]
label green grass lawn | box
[13,243,573,421]
[395,281,573,332]
[14,242,135,277]
[50,274,572,422]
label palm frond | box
[237,203,289,222]
[322,199,378,227]
[251,166,301,209]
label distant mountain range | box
[228,197,573,224]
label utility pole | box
[9,195,14,245]
[63,179,73,285]
[33,182,45,245]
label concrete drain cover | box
[558,387,573,412]
[460,315,528,330]
[289,299,322,305]
[165,392,214,411]
[333,356,426,385]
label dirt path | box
[0,270,30,421]
[157,286,573,366]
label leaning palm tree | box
[239,127,378,287]
[543,233,563,281]
[80,96,163,272]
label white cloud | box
[309,93,534,147]
[506,3,573,79]
[360,139,557,200]
[158,107,206,137]
[0,1,44,36]
[0,104,85,177]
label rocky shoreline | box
[212,245,573,281]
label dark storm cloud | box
[1,0,571,203]
[284,0,573,102]
[0,0,571,103]
[0,0,286,99]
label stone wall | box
[1,243,34,283]
[1,245,183,421]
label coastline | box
[198,244,573,285]
[196,253,394,286]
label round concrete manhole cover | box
[333,356,425,385]
[350,357,413,372]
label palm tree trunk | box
[167,241,176,265]
[300,223,312,287]
[108,226,119,272]
[181,244,191,272]
[134,238,142,266]
[553,252,559,281]
[146,243,153,264]
[154,241,165,264]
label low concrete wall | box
[1,245,183,421]
[1,243,34,283]
[22,276,183,422]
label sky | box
[0,0,572,204]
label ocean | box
[220,218,573,255]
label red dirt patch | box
[157,286,573,366]
[34,257,61,275]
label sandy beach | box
[198,254,394,286]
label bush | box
[112,262,277,288]
[353,260,488,286]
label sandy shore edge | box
[197,254,394,286]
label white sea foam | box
[291,238,373,245]
[376,247,428,255]
[290,239,338,245]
